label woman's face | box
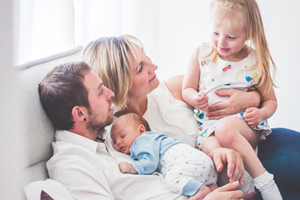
[128,45,159,98]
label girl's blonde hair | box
[207,0,277,96]
[83,35,144,111]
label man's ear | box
[71,106,86,122]
[138,124,146,135]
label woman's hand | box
[209,148,245,185]
[206,89,260,120]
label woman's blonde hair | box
[83,35,144,111]
[207,0,277,96]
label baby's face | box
[111,119,142,154]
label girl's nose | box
[219,36,226,46]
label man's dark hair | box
[38,61,91,130]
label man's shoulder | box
[49,141,98,167]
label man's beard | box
[86,111,113,137]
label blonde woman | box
[83,35,300,199]
[83,35,259,187]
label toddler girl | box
[182,0,281,199]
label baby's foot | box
[208,184,218,192]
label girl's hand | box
[118,162,137,174]
[243,107,264,128]
[195,91,209,111]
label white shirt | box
[47,130,185,200]
[144,81,198,147]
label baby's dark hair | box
[122,112,151,131]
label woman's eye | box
[138,65,143,73]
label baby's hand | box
[118,162,138,174]
[195,92,209,111]
[243,107,264,128]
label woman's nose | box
[148,61,158,72]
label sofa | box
[18,46,84,199]
[18,45,300,200]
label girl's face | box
[211,19,248,61]
[128,45,159,98]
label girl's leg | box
[215,118,282,200]
[258,128,300,200]
[214,118,263,178]
[201,135,229,187]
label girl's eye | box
[214,32,219,36]
[228,36,235,39]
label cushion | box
[40,191,54,200]
[24,179,74,200]
[18,45,83,188]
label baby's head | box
[111,113,150,154]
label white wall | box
[0,0,24,199]
[134,0,300,131]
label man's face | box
[83,70,114,133]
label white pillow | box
[24,179,74,200]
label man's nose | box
[104,86,114,100]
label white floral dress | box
[195,43,271,150]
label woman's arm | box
[244,85,277,128]
[166,78,261,120]
[164,74,184,101]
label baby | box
[111,113,218,199]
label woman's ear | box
[138,124,146,135]
[71,106,86,122]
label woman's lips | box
[149,74,156,82]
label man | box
[39,62,249,200]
